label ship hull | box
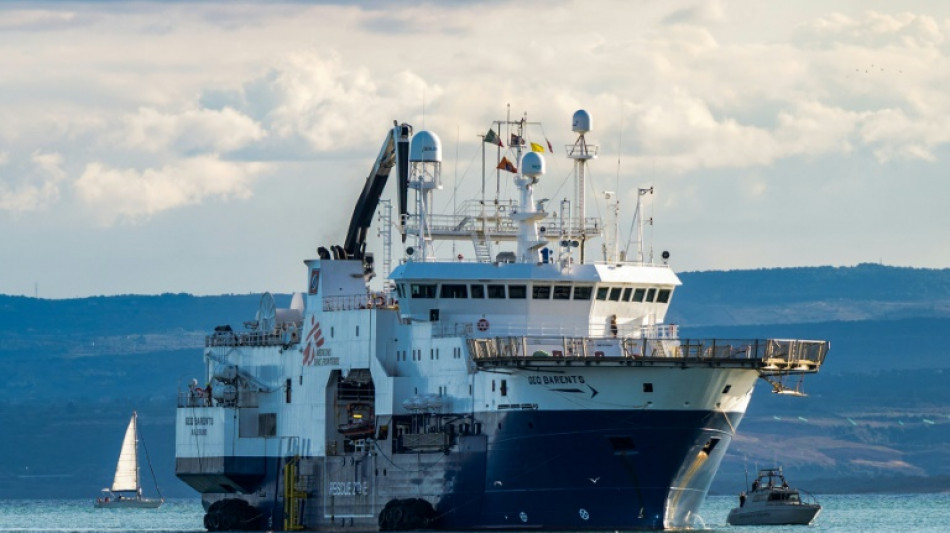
[184,408,738,530]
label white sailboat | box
[94,411,163,509]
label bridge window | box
[622,287,633,301]
[553,285,571,300]
[470,284,485,298]
[411,284,437,298]
[632,288,646,302]
[596,287,609,300]
[440,284,468,298]
[487,284,506,299]
[574,286,593,300]
[656,288,671,303]
[609,287,622,301]
[508,285,527,299]
[646,288,657,302]
[532,285,551,299]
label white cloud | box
[120,107,266,155]
[0,9,78,31]
[260,51,439,152]
[75,156,267,224]
[0,151,68,213]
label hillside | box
[670,263,950,326]
[0,265,948,498]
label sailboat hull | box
[94,498,163,509]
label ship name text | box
[528,375,586,385]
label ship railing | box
[467,336,829,370]
[176,389,260,409]
[435,322,678,339]
[406,211,601,241]
[205,327,301,348]
[322,292,397,312]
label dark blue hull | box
[438,409,737,529]
[179,408,740,530]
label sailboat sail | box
[111,414,139,492]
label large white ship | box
[175,110,829,531]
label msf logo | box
[302,315,325,366]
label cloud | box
[120,106,266,155]
[230,50,438,153]
[0,9,80,31]
[0,151,68,213]
[797,11,944,49]
[74,156,267,224]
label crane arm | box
[343,122,412,259]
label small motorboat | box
[727,467,821,526]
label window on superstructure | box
[440,284,468,298]
[532,285,551,299]
[508,285,527,299]
[411,283,437,298]
[573,286,592,300]
[596,287,609,300]
[487,284,506,299]
[470,284,485,298]
[553,285,571,300]
[622,287,633,301]
[645,288,657,302]
[609,287,622,301]
[656,289,671,303]
[632,288,646,302]
[395,284,404,298]
[643,383,653,393]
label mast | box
[408,130,443,262]
[567,110,598,263]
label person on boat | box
[751,479,759,491]
[610,315,618,337]
[739,491,746,507]
[205,383,213,406]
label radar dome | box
[409,130,442,162]
[572,109,592,134]
[521,151,545,178]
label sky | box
[2,0,950,299]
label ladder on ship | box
[283,456,307,531]
[472,231,492,263]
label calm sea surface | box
[0,494,947,532]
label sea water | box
[0,494,947,532]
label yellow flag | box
[530,142,545,153]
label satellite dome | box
[409,130,442,162]
[572,109,592,134]
[521,151,545,178]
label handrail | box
[467,335,829,371]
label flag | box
[496,156,517,173]
[546,137,553,153]
[484,128,503,147]
[510,133,523,146]
[530,142,545,153]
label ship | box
[175,109,829,531]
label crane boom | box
[343,122,412,260]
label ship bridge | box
[389,260,681,338]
